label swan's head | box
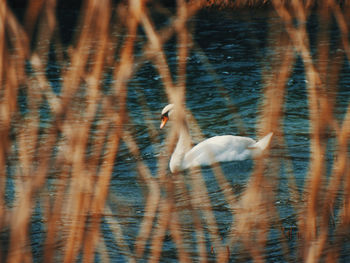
[160,104,174,129]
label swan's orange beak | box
[160,115,168,129]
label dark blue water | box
[6,6,350,262]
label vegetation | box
[0,0,349,262]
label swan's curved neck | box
[169,122,191,172]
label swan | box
[160,104,273,173]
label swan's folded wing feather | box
[182,135,255,169]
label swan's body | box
[160,104,273,173]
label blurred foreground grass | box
[0,0,350,262]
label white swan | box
[160,104,273,173]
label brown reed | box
[0,0,349,262]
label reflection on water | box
[4,4,350,262]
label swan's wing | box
[183,135,256,169]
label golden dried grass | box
[0,0,349,262]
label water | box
[7,6,350,262]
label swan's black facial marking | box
[160,104,174,129]
[160,112,169,129]
[161,111,169,119]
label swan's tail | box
[250,132,273,157]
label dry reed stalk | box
[135,4,196,261]
[135,3,199,261]
[310,3,350,261]
[76,1,113,261]
[0,3,28,232]
[1,0,350,262]
[180,108,238,262]
[2,3,37,263]
[188,168,228,260]
[179,32,253,262]
[272,1,350,262]
[147,197,173,262]
[60,2,109,260]
[229,10,296,262]
[137,1,232,260]
[123,129,161,260]
[168,211,191,263]
[104,204,135,262]
[174,172,209,262]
